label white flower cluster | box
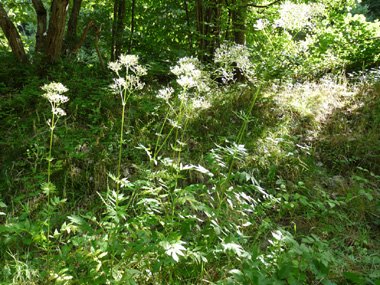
[108,54,147,98]
[171,57,210,92]
[274,2,325,30]
[157,87,174,103]
[53,108,66,117]
[192,97,211,109]
[41,82,69,118]
[254,19,270,31]
[214,43,255,82]
[41,82,68,94]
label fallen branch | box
[93,23,105,71]
[71,18,95,57]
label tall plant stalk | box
[108,54,147,205]
[41,82,69,276]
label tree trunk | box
[183,0,193,52]
[32,0,47,53]
[232,0,248,81]
[127,0,136,54]
[195,0,223,62]
[45,0,70,63]
[115,0,126,59]
[65,0,82,55]
[111,0,119,61]
[232,0,247,45]
[0,3,29,63]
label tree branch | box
[246,0,282,8]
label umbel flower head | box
[41,82,69,118]
[108,54,147,94]
[171,57,210,92]
[157,87,174,103]
[214,43,255,83]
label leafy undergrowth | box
[0,62,379,284]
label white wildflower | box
[157,87,174,101]
[119,54,139,67]
[109,54,146,93]
[41,82,68,94]
[214,43,255,83]
[177,75,197,89]
[53,108,66,117]
[275,1,325,30]
[41,82,69,125]
[192,97,211,109]
[171,57,209,91]
[110,78,127,90]
[108,61,122,74]
[254,19,269,31]
[42,93,69,104]
[133,65,148,76]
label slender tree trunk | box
[127,0,136,54]
[115,0,126,59]
[224,0,232,41]
[183,0,193,52]
[0,3,29,63]
[65,0,82,54]
[32,0,47,53]
[111,0,118,61]
[231,0,248,81]
[232,0,247,45]
[45,0,70,63]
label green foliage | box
[1,0,380,283]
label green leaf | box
[229,269,244,282]
[278,263,292,279]
[364,193,373,201]
[152,261,161,273]
[343,272,364,284]
[313,259,329,275]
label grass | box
[0,60,379,284]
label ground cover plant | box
[1,0,380,284]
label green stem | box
[47,114,55,184]
[116,103,126,206]
[116,89,132,207]
[217,83,263,216]
[46,111,55,276]
[154,99,186,161]
[152,107,171,168]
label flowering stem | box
[151,108,170,168]
[154,99,186,162]
[46,111,56,275]
[116,89,131,207]
[172,91,186,161]
[47,114,55,185]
